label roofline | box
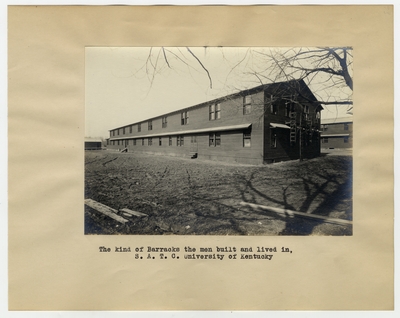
[84,138,103,142]
[321,117,353,124]
[109,79,318,131]
[108,85,267,131]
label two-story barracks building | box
[107,79,323,165]
[320,116,353,149]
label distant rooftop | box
[321,116,353,124]
[85,137,103,142]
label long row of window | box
[111,96,320,137]
[109,133,252,148]
[321,123,350,131]
[322,137,349,143]
[273,102,314,118]
[109,130,323,149]
[110,96,255,137]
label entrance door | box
[190,135,198,153]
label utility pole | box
[299,107,303,161]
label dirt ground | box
[85,151,352,236]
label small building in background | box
[320,117,353,149]
[85,138,103,150]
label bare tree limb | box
[186,47,213,89]
[162,47,171,68]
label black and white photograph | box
[85,47,353,236]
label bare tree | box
[135,47,353,161]
[138,47,353,113]
[247,47,353,113]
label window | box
[243,95,251,114]
[285,103,291,117]
[133,139,136,146]
[344,123,349,130]
[117,140,120,146]
[112,130,115,136]
[209,104,215,120]
[215,133,221,146]
[304,105,309,114]
[177,135,184,146]
[243,132,251,147]
[209,133,221,147]
[344,136,349,143]
[270,103,277,115]
[117,129,120,135]
[322,138,329,143]
[141,138,144,146]
[209,133,214,146]
[148,138,152,146]
[148,120,152,130]
[181,111,189,125]
[159,137,162,146]
[129,126,132,133]
[322,124,328,131]
[209,103,221,120]
[138,123,141,132]
[162,116,168,128]
[216,103,221,119]
[316,111,321,120]
[123,127,125,134]
[169,136,172,146]
[271,133,277,148]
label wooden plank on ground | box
[85,199,128,223]
[120,208,148,217]
[239,202,352,225]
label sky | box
[85,47,353,139]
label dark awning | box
[321,134,350,138]
[270,123,291,129]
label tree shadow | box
[233,158,353,235]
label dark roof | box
[84,138,102,143]
[321,117,353,124]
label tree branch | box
[186,47,213,89]
[162,47,171,68]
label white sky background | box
[85,47,353,139]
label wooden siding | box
[321,136,352,149]
[108,90,265,164]
[262,84,321,163]
[85,141,102,150]
[321,122,353,149]
[107,80,322,164]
